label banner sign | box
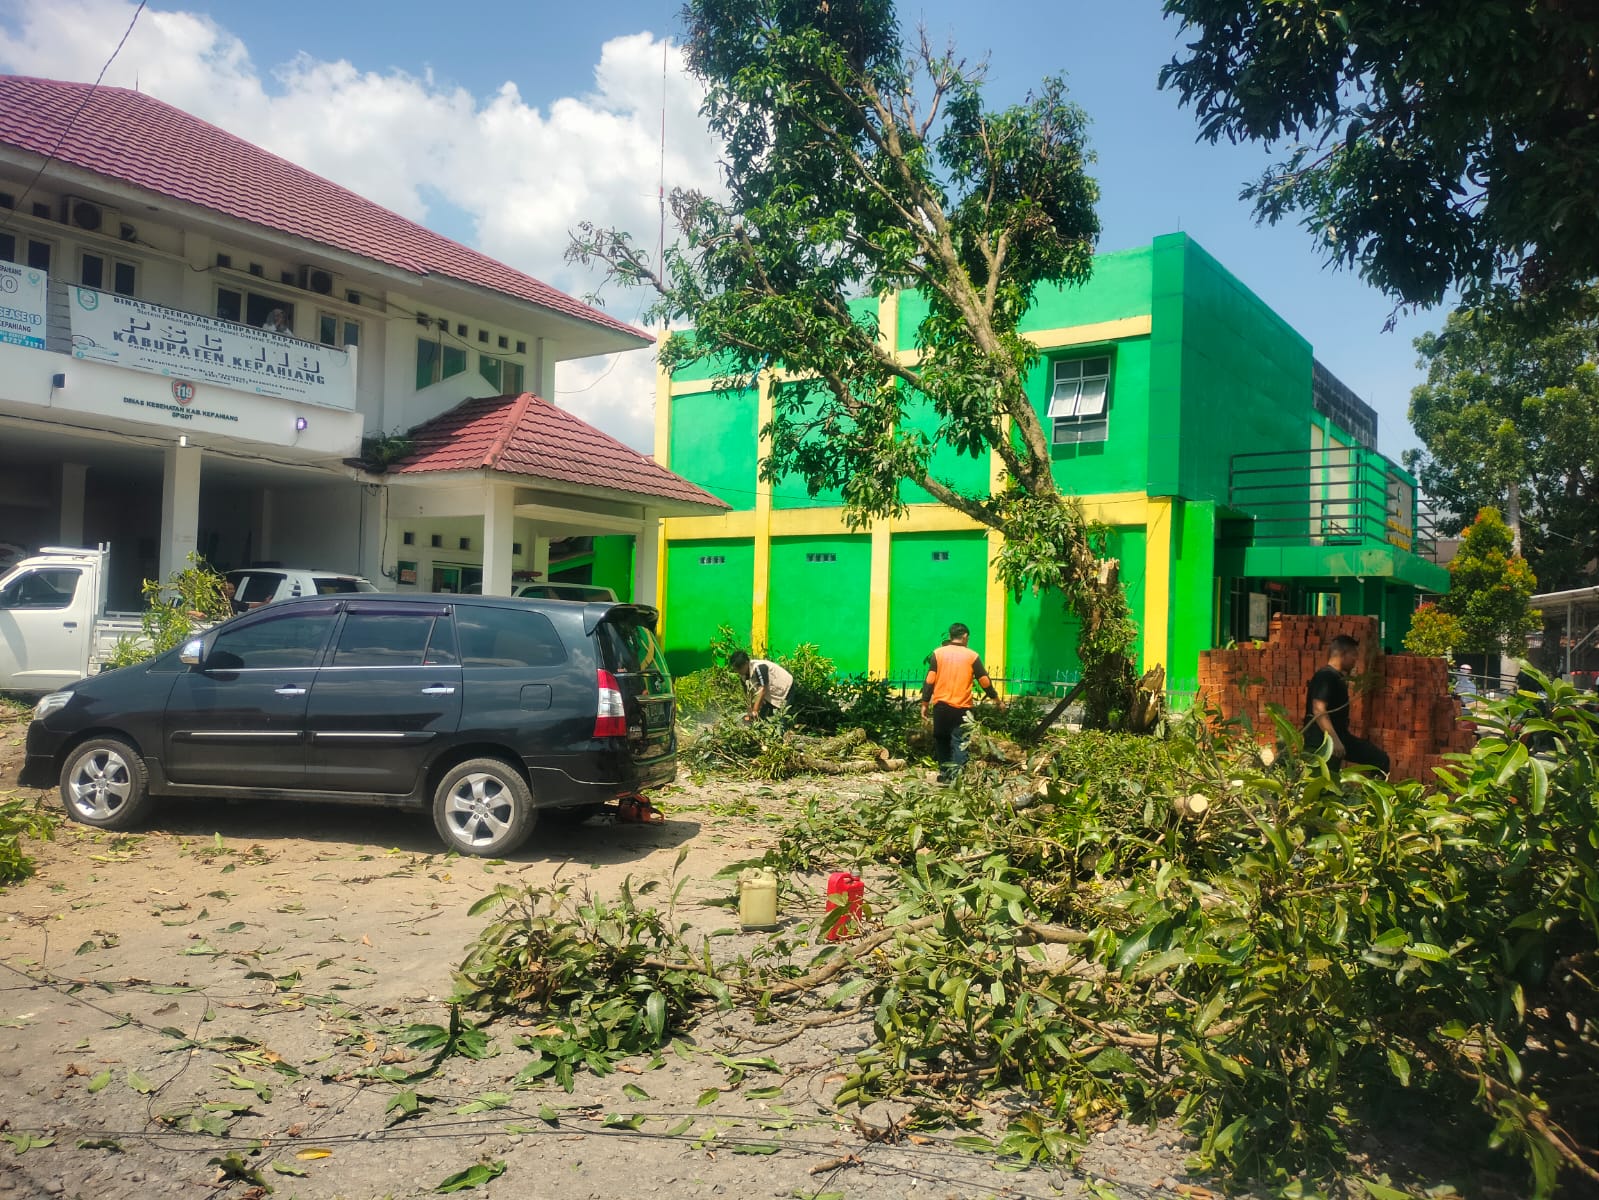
[68,286,353,408]
[0,261,47,349]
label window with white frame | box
[1048,355,1110,446]
[318,312,361,349]
[479,354,525,394]
[0,231,52,272]
[80,252,137,296]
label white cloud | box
[0,1,721,450]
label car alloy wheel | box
[432,757,534,857]
[60,737,151,830]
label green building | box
[650,233,1448,693]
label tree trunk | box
[1506,479,1523,556]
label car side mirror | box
[179,637,205,667]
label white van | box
[226,568,378,610]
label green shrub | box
[673,665,744,720]
[104,555,233,670]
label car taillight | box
[594,669,627,737]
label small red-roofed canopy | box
[388,392,727,516]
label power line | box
[0,2,148,239]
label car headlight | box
[33,691,73,720]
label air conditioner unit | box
[297,264,335,295]
[60,195,119,234]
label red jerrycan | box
[824,872,865,941]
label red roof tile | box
[392,392,728,511]
[0,76,647,344]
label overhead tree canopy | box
[1405,299,1599,591]
[570,0,1147,725]
[1159,1,1599,313]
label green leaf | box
[271,1160,309,1177]
[621,1083,651,1102]
[454,1092,511,1115]
[2,1133,53,1153]
[1402,942,1450,963]
[1370,928,1409,953]
[696,1087,721,1108]
[467,886,516,918]
[434,1160,507,1192]
[1358,1179,1420,1200]
[729,1141,781,1155]
[386,1090,423,1122]
[1494,741,1528,787]
[1386,1048,1411,1087]
[1503,1043,1523,1085]
[86,1069,112,1092]
[125,1068,155,1094]
[1527,755,1548,813]
[644,990,667,1042]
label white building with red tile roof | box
[0,75,722,605]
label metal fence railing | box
[1229,446,1436,560]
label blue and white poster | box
[0,260,47,349]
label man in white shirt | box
[730,650,794,721]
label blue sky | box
[214,0,1444,457]
[1,0,1446,456]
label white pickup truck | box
[0,547,145,693]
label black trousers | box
[931,703,971,771]
[1307,728,1390,774]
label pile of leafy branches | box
[777,682,1599,1195]
[464,677,1599,1195]
[679,718,905,782]
[674,631,921,766]
[0,698,56,887]
[454,863,733,1089]
[0,795,56,887]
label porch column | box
[481,483,516,596]
[357,484,386,588]
[58,462,88,546]
[251,488,273,564]
[158,443,202,582]
[531,535,551,582]
[635,508,661,608]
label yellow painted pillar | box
[1142,497,1173,674]
[864,289,902,676]
[653,356,672,617]
[984,410,1012,691]
[751,371,774,651]
[867,522,892,676]
[984,528,1008,692]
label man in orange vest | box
[921,622,1001,783]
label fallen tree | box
[460,677,1599,1196]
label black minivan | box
[19,594,676,856]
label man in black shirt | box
[1304,634,1390,774]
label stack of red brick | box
[1196,614,1476,783]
